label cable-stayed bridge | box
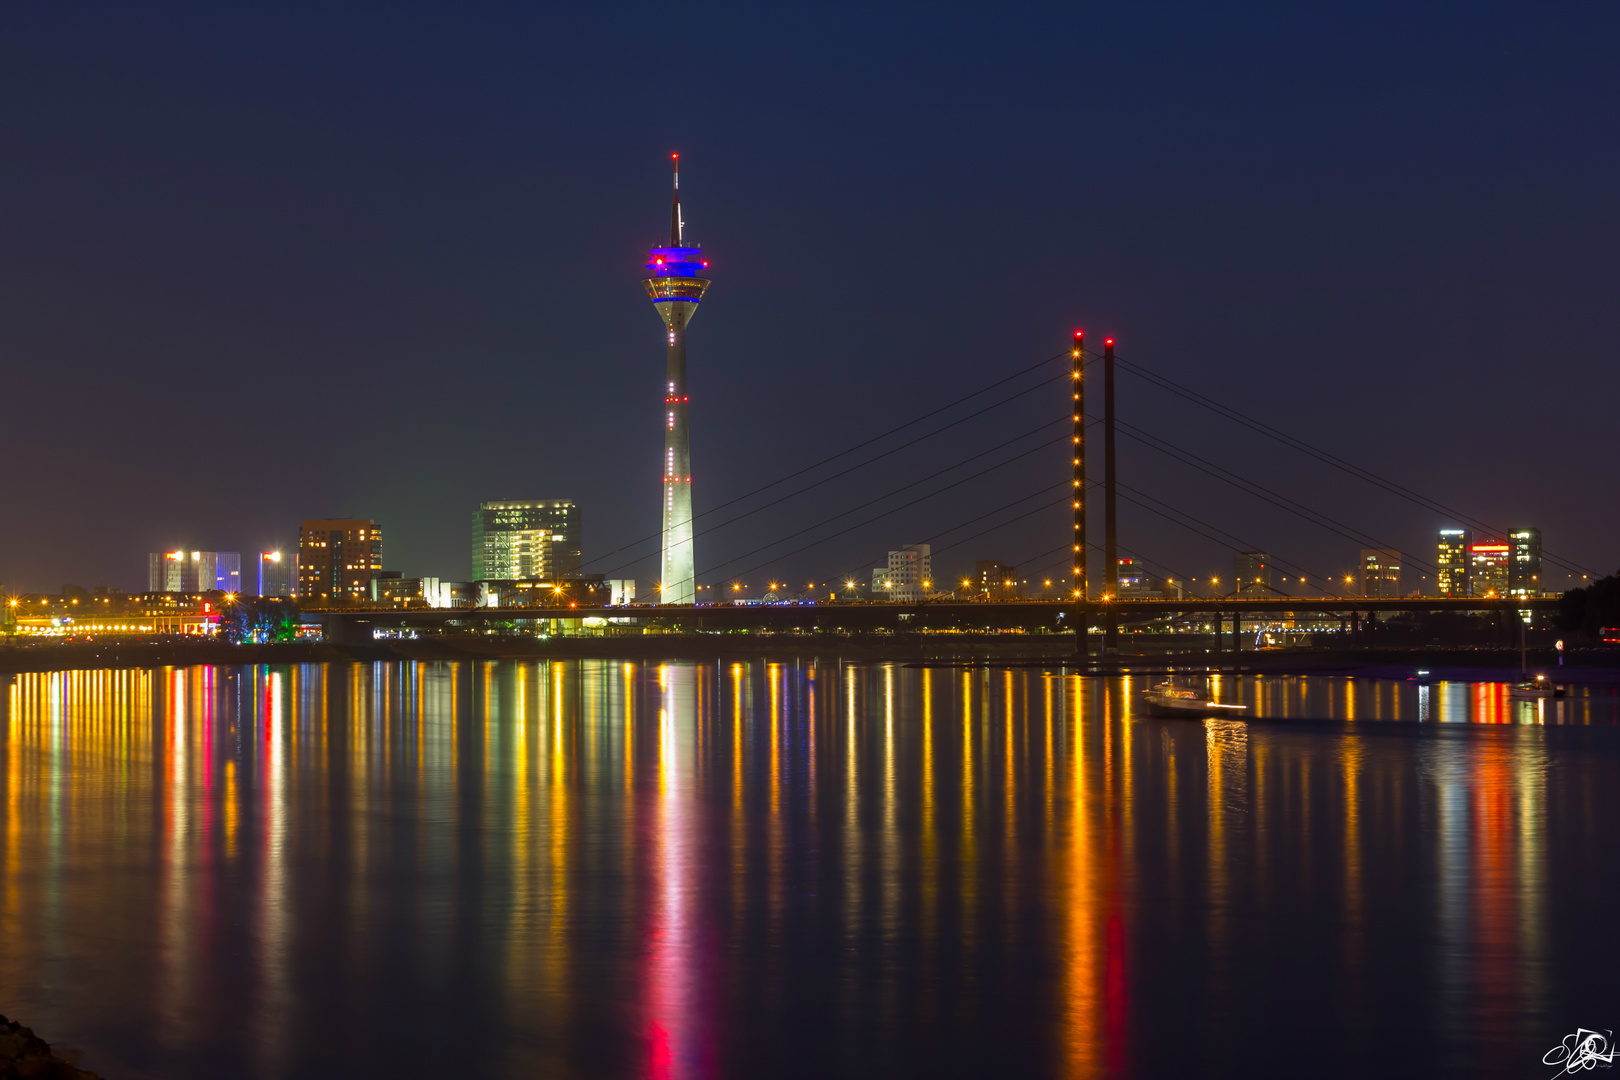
[309,331,1588,650]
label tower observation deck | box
[643,154,710,604]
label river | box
[1,660,1616,1078]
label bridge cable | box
[695,431,1079,583]
[594,412,1079,581]
[1114,352,1599,579]
[577,350,1070,571]
[732,481,1074,591]
[1107,418,1446,580]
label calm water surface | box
[2,661,1618,1078]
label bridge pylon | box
[1071,330,1088,657]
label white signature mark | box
[1545,1029,1617,1074]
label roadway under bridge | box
[309,596,1559,646]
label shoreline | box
[2,636,1618,682]
[0,1014,101,1078]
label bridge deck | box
[308,595,1556,626]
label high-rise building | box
[1469,537,1510,598]
[1510,528,1543,598]
[1235,552,1272,597]
[643,155,711,604]
[149,551,188,592]
[213,553,241,593]
[885,544,932,602]
[298,520,382,603]
[1437,529,1470,597]
[974,560,1019,600]
[1359,549,1402,598]
[147,551,239,593]
[257,551,296,597]
[1116,557,1166,599]
[471,501,582,582]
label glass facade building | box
[1436,529,1470,597]
[471,501,581,582]
[1359,549,1402,598]
[1510,528,1543,598]
[1469,537,1510,598]
[147,551,240,593]
[257,551,296,597]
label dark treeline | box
[1558,572,1620,640]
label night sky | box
[2,6,1616,597]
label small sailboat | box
[1140,679,1248,719]
[1508,673,1565,700]
[1508,624,1566,699]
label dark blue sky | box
[1,5,1615,595]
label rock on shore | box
[0,1015,102,1078]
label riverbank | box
[0,1014,101,1078]
[3,634,1620,680]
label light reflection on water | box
[1,662,1617,1079]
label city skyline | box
[2,13,1616,1080]
[1,507,1584,603]
[0,8,1615,597]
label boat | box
[1508,623,1568,699]
[1508,673,1566,700]
[1140,681,1249,719]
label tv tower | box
[643,154,710,604]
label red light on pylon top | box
[1073,330,1084,340]
[1104,338,1114,346]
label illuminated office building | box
[370,575,480,609]
[471,501,581,582]
[884,544,932,602]
[148,551,189,593]
[1235,551,1272,597]
[974,560,1019,600]
[298,519,382,603]
[1469,537,1510,598]
[212,553,240,593]
[1117,557,1167,599]
[1359,549,1402,598]
[643,154,711,604]
[257,551,296,597]
[1510,528,1543,597]
[147,550,240,593]
[1436,529,1470,597]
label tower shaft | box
[661,304,695,603]
[643,155,709,604]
